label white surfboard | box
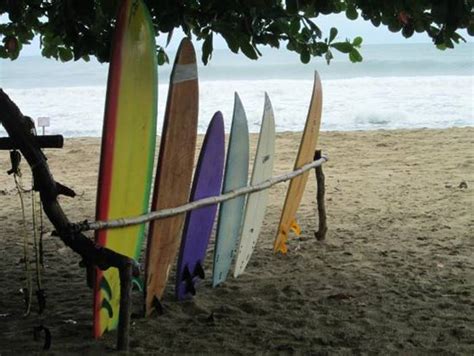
[233,93,275,277]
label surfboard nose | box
[176,38,196,65]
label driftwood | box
[82,153,329,232]
[314,150,327,240]
[0,89,135,350]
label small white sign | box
[37,117,50,127]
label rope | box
[31,191,46,315]
[13,171,33,316]
[31,191,42,291]
[38,200,45,268]
[80,154,328,232]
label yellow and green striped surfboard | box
[93,0,157,338]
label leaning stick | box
[82,154,329,232]
[314,150,327,241]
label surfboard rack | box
[80,154,328,232]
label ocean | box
[0,42,473,137]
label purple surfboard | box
[175,112,225,300]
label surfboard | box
[212,93,249,287]
[233,93,275,278]
[145,38,198,315]
[175,112,225,300]
[273,71,323,254]
[93,0,157,338]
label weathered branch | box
[0,135,64,149]
[314,150,327,241]
[81,153,329,232]
[0,88,138,274]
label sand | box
[0,127,473,354]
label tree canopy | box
[0,0,472,65]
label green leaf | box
[451,32,465,44]
[289,19,300,35]
[444,37,454,49]
[331,41,353,53]
[402,25,415,38]
[166,29,174,47]
[300,48,310,64]
[157,47,169,65]
[58,47,73,62]
[352,36,363,47]
[202,32,213,64]
[287,40,296,51]
[286,0,298,14]
[240,41,258,60]
[346,5,358,20]
[349,49,362,62]
[329,27,338,43]
[220,30,239,53]
[468,23,474,36]
[304,18,322,38]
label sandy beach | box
[0,127,472,354]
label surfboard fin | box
[290,219,301,236]
[151,296,164,316]
[275,239,288,254]
[132,277,144,292]
[194,262,205,280]
[275,219,301,254]
[274,226,289,254]
[182,266,196,296]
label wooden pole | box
[117,261,133,351]
[314,150,327,241]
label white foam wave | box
[2,75,473,137]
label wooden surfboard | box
[145,38,198,315]
[212,93,249,287]
[93,0,157,338]
[175,112,225,300]
[234,93,275,278]
[273,71,323,254]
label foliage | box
[0,0,472,64]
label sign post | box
[37,117,50,136]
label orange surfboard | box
[93,0,157,338]
[273,71,323,254]
[145,39,198,315]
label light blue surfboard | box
[212,93,250,287]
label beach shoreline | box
[0,127,473,354]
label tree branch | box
[0,88,138,274]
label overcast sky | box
[5,12,471,56]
